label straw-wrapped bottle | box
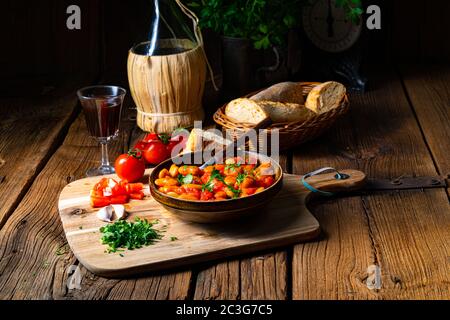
[128,0,210,133]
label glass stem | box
[100,142,110,167]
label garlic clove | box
[111,204,127,220]
[97,205,113,222]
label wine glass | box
[77,85,126,176]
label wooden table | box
[0,65,449,300]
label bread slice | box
[305,81,346,114]
[258,101,314,123]
[225,98,271,126]
[183,128,233,153]
[250,82,304,104]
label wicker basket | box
[213,82,349,151]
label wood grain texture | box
[0,83,81,228]
[57,171,366,276]
[399,64,450,177]
[0,98,192,299]
[291,68,450,299]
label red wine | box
[82,98,122,138]
[132,41,189,56]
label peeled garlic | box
[111,204,127,220]
[96,205,113,222]
[96,204,127,222]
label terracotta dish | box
[149,151,283,223]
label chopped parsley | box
[225,162,241,172]
[170,236,178,241]
[100,217,163,253]
[202,169,240,198]
[236,173,247,185]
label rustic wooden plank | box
[0,98,192,300]
[0,83,83,228]
[291,68,450,299]
[399,64,450,177]
[194,155,290,300]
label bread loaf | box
[305,81,346,114]
[225,98,271,126]
[258,101,313,123]
[250,82,304,104]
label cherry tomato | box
[142,133,159,143]
[133,141,148,151]
[143,140,170,165]
[114,149,145,182]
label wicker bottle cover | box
[127,0,217,133]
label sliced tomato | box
[129,192,145,200]
[110,194,129,204]
[200,190,214,201]
[90,196,110,208]
[126,182,144,193]
[111,182,127,196]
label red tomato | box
[142,133,159,143]
[133,141,148,152]
[129,192,145,200]
[200,173,210,184]
[114,149,145,182]
[200,190,214,201]
[211,179,225,193]
[259,176,275,188]
[143,141,170,165]
[242,187,257,195]
[110,194,129,204]
[90,196,110,208]
[111,183,127,196]
[126,182,144,193]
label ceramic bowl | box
[149,151,283,223]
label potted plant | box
[187,0,363,97]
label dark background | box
[1,0,449,96]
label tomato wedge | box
[129,192,145,200]
[90,196,110,208]
[110,194,129,204]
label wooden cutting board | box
[58,169,365,277]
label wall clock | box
[301,0,367,92]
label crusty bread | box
[258,101,314,123]
[225,98,270,126]
[305,81,346,114]
[183,128,233,153]
[250,82,304,104]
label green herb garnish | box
[225,162,241,172]
[236,173,247,186]
[202,169,240,198]
[177,173,193,185]
[170,236,178,241]
[99,217,163,253]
